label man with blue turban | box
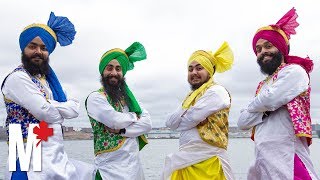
[2,12,93,180]
[85,42,152,180]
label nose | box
[191,68,198,75]
[110,68,117,75]
[261,47,270,55]
[34,47,42,55]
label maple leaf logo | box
[33,121,54,147]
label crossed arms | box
[86,92,152,138]
[238,65,309,130]
[166,85,230,131]
[2,71,79,124]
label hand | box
[180,110,188,117]
[135,113,141,120]
[105,126,120,134]
[198,118,208,126]
[262,111,271,119]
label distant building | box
[0,126,6,140]
[62,126,74,133]
[147,128,179,139]
[312,124,320,138]
[229,126,239,133]
[81,128,93,133]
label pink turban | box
[252,8,313,73]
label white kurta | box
[238,64,320,180]
[2,70,94,180]
[86,91,152,180]
[163,84,235,180]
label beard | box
[190,76,210,91]
[190,82,203,91]
[100,74,127,104]
[22,52,50,76]
[257,51,283,75]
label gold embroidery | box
[191,83,230,149]
[36,75,49,99]
[256,26,289,44]
[23,23,57,42]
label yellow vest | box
[191,84,230,150]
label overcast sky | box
[0,0,320,128]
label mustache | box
[105,75,121,80]
[190,75,200,80]
[30,54,45,60]
[257,52,275,62]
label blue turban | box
[19,12,76,54]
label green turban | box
[99,42,147,75]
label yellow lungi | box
[171,156,225,180]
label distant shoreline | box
[0,130,253,141]
[0,136,252,142]
[1,126,319,141]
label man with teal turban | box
[86,42,152,180]
[2,12,93,180]
[163,42,235,180]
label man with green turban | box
[85,42,152,180]
[163,42,235,180]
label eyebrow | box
[189,64,202,68]
[29,42,46,47]
[29,42,40,46]
[107,64,121,68]
[256,42,271,48]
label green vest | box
[85,88,147,156]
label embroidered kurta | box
[2,67,93,180]
[238,64,319,180]
[163,84,234,180]
[86,91,152,180]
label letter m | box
[9,124,41,171]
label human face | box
[23,36,49,66]
[188,61,210,90]
[256,39,284,75]
[255,39,284,64]
[102,59,123,85]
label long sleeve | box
[237,108,264,130]
[248,65,309,113]
[123,106,152,138]
[86,92,138,129]
[2,71,64,123]
[165,106,185,130]
[168,85,230,131]
[48,97,80,119]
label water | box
[1,138,320,180]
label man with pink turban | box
[238,8,319,179]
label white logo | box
[8,124,41,171]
